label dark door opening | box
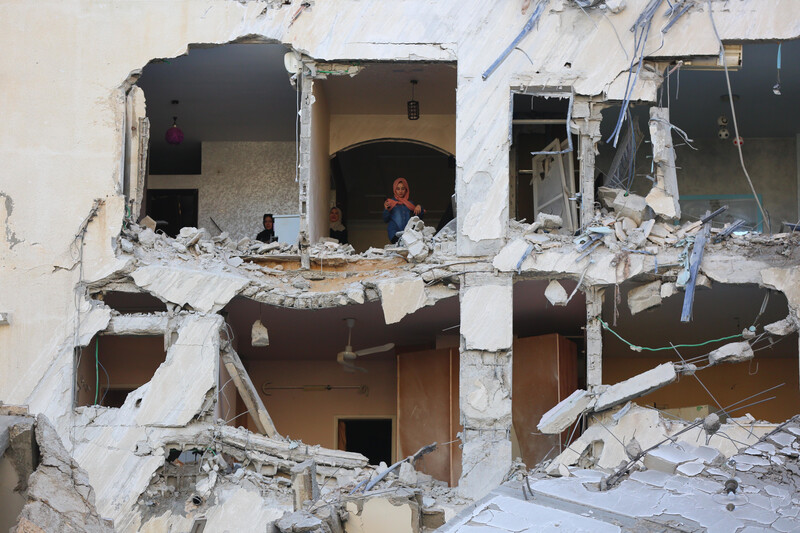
[145,189,199,237]
[337,418,392,465]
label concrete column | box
[573,97,604,231]
[298,70,312,239]
[458,272,513,500]
[585,286,605,390]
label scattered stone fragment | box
[707,341,754,366]
[627,281,662,315]
[765,317,798,336]
[544,280,569,306]
[252,320,270,347]
[594,363,677,412]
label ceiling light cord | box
[706,0,770,233]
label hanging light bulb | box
[407,80,419,120]
[165,100,184,145]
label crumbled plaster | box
[378,278,427,325]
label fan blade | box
[341,361,368,373]
[355,343,395,357]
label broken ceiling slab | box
[103,313,169,335]
[765,316,798,336]
[377,278,427,325]
[131,265,249,314]
[594,363,677,413]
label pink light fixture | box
[165,100,184,145]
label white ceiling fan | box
[336,318,395,372]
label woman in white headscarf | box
[329,207,348,243]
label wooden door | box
[397,348,461,485]
[512,334,577,467]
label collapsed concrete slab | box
[537,389,595,435]
[594,363,677,413]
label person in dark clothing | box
[382,177,424,243]
[256,213,278,243]
[329,207,348,243]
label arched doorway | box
[331,140,455,251]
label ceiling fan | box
[336,318,395,372]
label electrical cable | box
[706,0,770,233]
[599,318,743,352]
[94,337,100,405]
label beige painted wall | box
[148,141,297,240]
[245,358,396,451]
[330,114,455,155]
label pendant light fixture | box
[165,100,184,145]
[407,80,419,120]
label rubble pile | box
[444,408,800,532]
[134,424,467,533]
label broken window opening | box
[76,333,167,408]
[510,92,579,233]
[133,41,302,243]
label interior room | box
[319,62,456,250]
[602,282,799,423]
[135,45,456,247]
[596,41,800,232]
[136,42,301,241]
[203,278,587,483]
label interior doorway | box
[336,417,393,465]
[145,189,198,237]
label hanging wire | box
[600,318,743,352]
[706,0,770,233]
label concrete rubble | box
[445,407,800,533]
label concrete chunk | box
[538,389,595,434]
[765,317,798,336]
[612,191,649,225]
[251,319,270,347]
[594,363,677,412]
[707,341,754,365]
[290,459,319,511]
[627,281,662,315]
[544,280,569,307]
[644,443,696,474]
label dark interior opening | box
[145,188,199,237]
[338,418,392,465]
[76,335,167,408]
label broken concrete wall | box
[148,141,298,240]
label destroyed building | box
[2,0,800,531]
